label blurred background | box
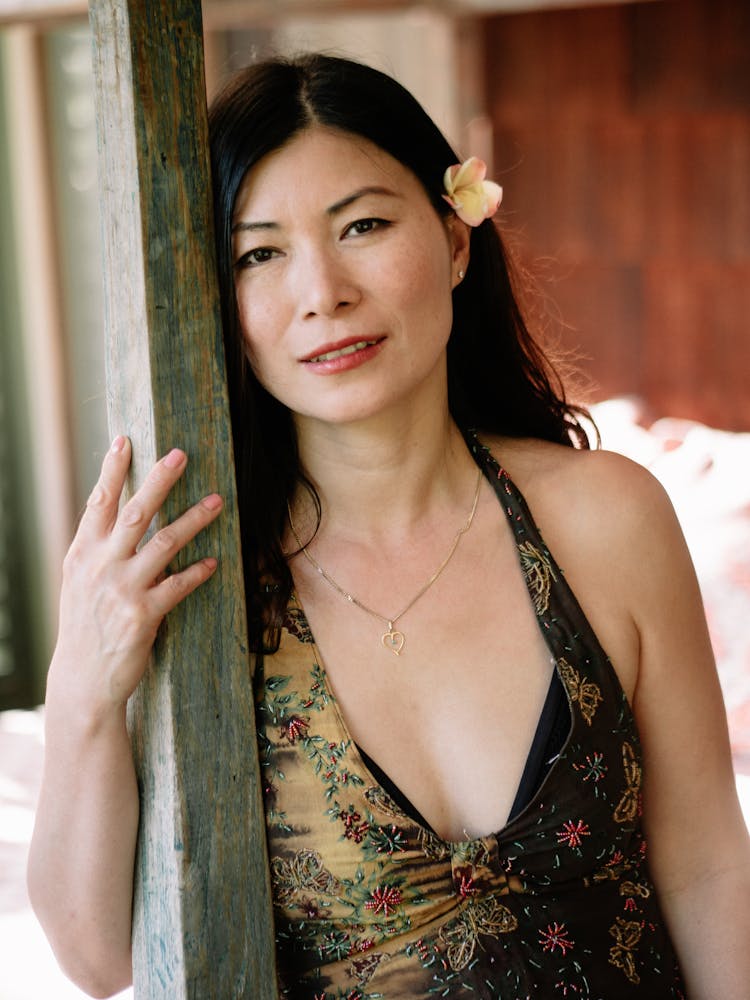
[0,0,748,996]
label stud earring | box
[458,269,465,280]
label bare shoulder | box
[478,433,691,702]
[481,432,676,550]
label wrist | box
[45,653,130,740]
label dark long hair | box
[207,52,591,652]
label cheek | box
[235,286,283,365]
[242,340,286,400]
[390,223,453,297]
[389,248,453,328]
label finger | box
[109,447,188,554]
[129,492,224,585]
[76,436,132,541]
[148,556,219,619]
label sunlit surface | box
[0,709,133,1000]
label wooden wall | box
[483,0,750,430]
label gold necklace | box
[287,466,482,656]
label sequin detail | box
[256,433,686,997]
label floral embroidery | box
[453,866,480,899]
[620,880,651,901]
[556,819,591,849]
[519,540,556,614]
[437,895,518,971]
[554,981,586,995]
[363,823,407,858]
[338,806,371,844]
[573,751,607,784]
[301,896,328,919]
[347,951,387,987]
[539,921,575,955]
[283,605,314,643]
[258,436,687,997]
[280,715,309,743]
[608,916,642,984]
[271,849,340,906]
[364,885,403,917]
[417,826,451,861]
[364,784,407,820]
[558,658,603,725]
[589,848,640,886]
[613,741,642,824]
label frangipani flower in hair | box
[443,157,502,227]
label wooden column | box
[88,1,277,995]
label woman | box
[28,54,749,998]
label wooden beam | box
[88,1,277,995]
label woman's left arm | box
[627,469,750,999]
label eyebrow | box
[327,185,400,215]
[231,185,400,234]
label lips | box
[301,336,383,364]
[306,340,379,363]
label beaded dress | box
[254,434,687,999]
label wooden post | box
[88,1,277,995]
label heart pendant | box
[381,628,405,656]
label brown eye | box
[343,218,390,238]
[236,246,279,269]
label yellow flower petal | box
[451,156,487,191]
[443,159,502,226]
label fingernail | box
[111,435,126,453]
[204,557,218,572]
[164,448,185,468]
[202,494,223,511]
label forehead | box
[232,126,423,222]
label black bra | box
[356,665,570,832]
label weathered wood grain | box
[88,1,278,995]
[484,0,750,429]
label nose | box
[296,248,360,320]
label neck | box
[291,404,475,546]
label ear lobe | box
[446,215,471,287]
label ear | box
[446,214,471,289]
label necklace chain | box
[287,466,483,656]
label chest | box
[288,515,560,839]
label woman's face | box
[231,126,469,428]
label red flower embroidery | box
[414,937,429,961]
[458,874,478,898]
[281,715,309,743]
[556,819,591,848]
[453,866,479,899]
[540,921,575,955]
[339,807,370,844]
[364,885,403,916]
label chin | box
[291,394,407,430]
[285,364,444,430]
